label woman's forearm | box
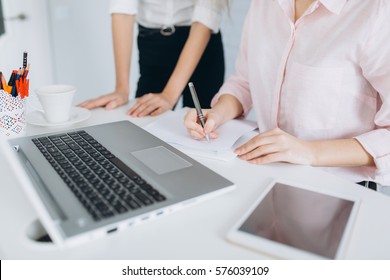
[308,138,374,167]
[112,14,135,93]
[212,94,244,124]
[162,22,212,105]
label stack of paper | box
[144,108,258,161]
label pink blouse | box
[213,0,390,186]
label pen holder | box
[0,90,28,137]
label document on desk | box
[144,108,258,161]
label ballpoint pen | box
[188,82,210,142]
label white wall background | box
[0,0,53,92]
[47,0,116,104]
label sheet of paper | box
[144,108,257,160]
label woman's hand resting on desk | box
[78,90,129,110]
[128,92,176,117]
[78,90,177,117]
[235,128,315,165]
[184,109,314,165]
[184,94,374,167]
[234,128,375,167]
[184,108,315,165]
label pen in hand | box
[188,82,210,142]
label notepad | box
[144,108,258,161]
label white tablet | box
[227,179,360,259]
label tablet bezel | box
[226,179,360,259]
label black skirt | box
[136,24,225,108]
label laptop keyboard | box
[32,130,166,221]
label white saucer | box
[27,107,91,127]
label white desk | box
[1,105,390,259]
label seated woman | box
[184,0,390,192]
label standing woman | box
[79,0,229,117]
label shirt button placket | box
[272,23,296,128]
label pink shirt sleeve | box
[354,2,390,182]
[211,11,252,116]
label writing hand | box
[184,108,221,141]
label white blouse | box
[109,0,226,33]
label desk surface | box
[1,105,390,259]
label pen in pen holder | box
[0,73,30,138]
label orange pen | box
[1,72,8,91]
[1,76,12,94]
[16,78,29,99]
[25,79,30,97]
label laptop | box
[2,120,234,247]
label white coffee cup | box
[35,85,76,123]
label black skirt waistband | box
[138,24,190,37]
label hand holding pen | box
[184,106,222,141]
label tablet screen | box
[238,183,355,259]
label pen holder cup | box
[0,90,28,138]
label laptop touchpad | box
[131,146,192,175]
